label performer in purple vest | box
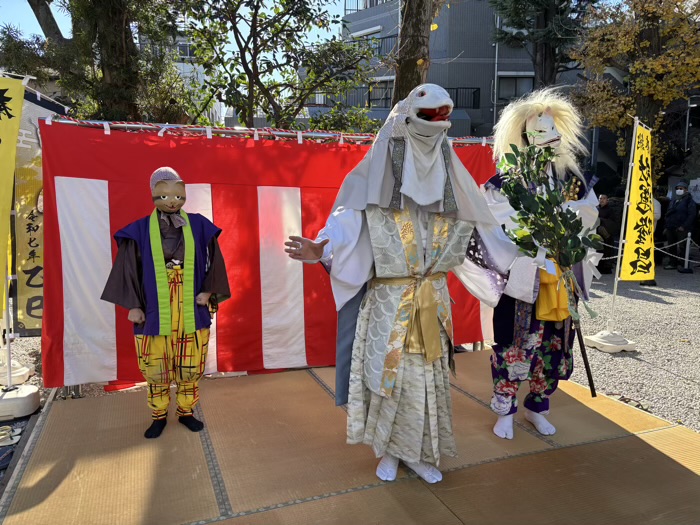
[102,167,230,438]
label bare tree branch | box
[26,0,68,45]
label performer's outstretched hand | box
[196,292,211,306]
[128,308,145,325]
[285,236,329,261]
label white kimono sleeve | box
[481,186,543,303]
[564,189,602,295]
[314,207,373,311]
[451,222,518,307]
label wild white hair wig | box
[492,88,587,177]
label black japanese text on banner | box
[0,78,25,302]
[620,124,654,280]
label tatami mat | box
[3,351,697,525]
[309,366,337,397]
[451,350,672,445]
[441,389,551,471]
[545,381,674,445]
[429,426,700,525]
[199,371,393,514]
[218,479,462,525]
[216,479,461,525]
[634,425,700,474]
[309,364,553,471]
[3,392,219,525]
[451,351,495,403]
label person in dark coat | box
[663,181,697,269]
[102,167,230,439]
[596,194,621,274]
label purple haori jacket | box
[113,213,221,336]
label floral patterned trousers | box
[490,297,575,416]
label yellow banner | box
[13,93,59,333]
[620,124,655,280]
[0,78,25,302]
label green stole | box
[149,209,196,336]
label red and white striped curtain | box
[40,122,496,387]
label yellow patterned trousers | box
[134,269,209,420]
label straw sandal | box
[0,426,21,437]
[0,429,21,446]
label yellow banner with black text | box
[0,78,25,304]
[620,124,655,280]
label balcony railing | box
[446,88,481,111]
[345,0,394,15]
[308,87,481,110]
[138,42,196,63]
[368,34,398,57]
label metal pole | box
[71,385,84,399]
[397,0,401,42]
[3,261,13,391]
[590,127,599,170]
[493,16,500,127]
[685,98,691,153]
[45,117,496,145]
[608,118,639,332]
[678,232,694,274]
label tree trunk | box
[27,0,141,120]
[533,1,558,88]
[392,0,434,105]
[92,0,140,120]
[26,0,68,46]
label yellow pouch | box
[536,262,569,322]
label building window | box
[345,0,391,14]
[368,81,393,108]
[177,43,195,62]
[498,77,534,101]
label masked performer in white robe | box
[485,89,600,440]
[286,84,516,483]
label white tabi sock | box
[376,454,399,481]
[525,409,556,435]
[405,461,443,484]
[493,414,514,440]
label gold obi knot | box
[372,272,446,364]
[536,262,569,322]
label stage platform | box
[0,351,698,525]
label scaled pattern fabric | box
[345,203,473,465]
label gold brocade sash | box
[372,272,446,364]
[536,263,569,322]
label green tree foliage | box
[308,104,381,134]
[0,0,204,122]
[572,0,700,168]
[0,25,53,85]
[178,0,375,128]
[489,0,596,87]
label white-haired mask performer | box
[485,88,600,440]
[102,167,230,439]
[285,84,516,483]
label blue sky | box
[0,1,343,40]
[0,1,73,38]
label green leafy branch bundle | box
[498,143,602,321]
